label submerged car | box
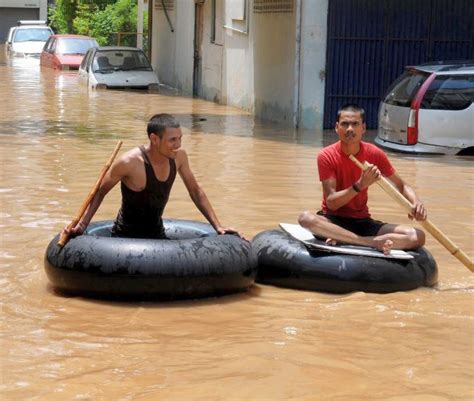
[376,61,474,155]
[78,46,159,92]
[7,23,53,57]
[40,34,98,70]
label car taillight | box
[407,73,437,145]
[407,109,417,145]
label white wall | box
[198,2,225,103]
[200,0,297,123]
[150,0,328,129]
[250,9,296,123]
[173,0,194,93]
[0,0,47,19]
[298,0,328,129]
[150,4,176,87]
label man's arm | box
[387,173,427,221]
[323,164,381,210]
[176,150,240,235]
[62,158,128,236]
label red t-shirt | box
[317,141,395,218]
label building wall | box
[198,1,225,104]
[150,1,194,93]
[250,8,296,123]
[0,0,48,41]
[298,0,328,129]
[150,0,329,129]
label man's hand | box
[409,201,427,221]
[61,221,86,239]
[357,163,381,189]
[216,226,248,241]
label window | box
[421,75,474,110]
[56,39,98,55]
[13,28,52,43]
[81,50,93,71]
[383,71,428,107]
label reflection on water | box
[1,48,473,400]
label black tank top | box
[112,146,176,239]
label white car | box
[375,61,474,155]
[7,22,53,57]
[78,46,160,92]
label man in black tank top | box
[62,114,242,240]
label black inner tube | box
[44,220,257,300]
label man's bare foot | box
[325,238,337,246]
[374,238,393,255]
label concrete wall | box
[198,2,225,103]
[199,0,297,123]
[298,0,328,129]
[150,1,194,93]
[150,0,329,129]
[0,0,48,41]
[251,9,296,124]
[0,0,47,18]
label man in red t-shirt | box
[298,104,427,254]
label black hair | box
[147,114,180,138]
[336,104,365,123]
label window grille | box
[154,0,174,11]
[253,0,293,13]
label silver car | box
[78,46,160,92]
[375,61,474,155]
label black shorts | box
[317,211,386,237]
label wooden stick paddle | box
[349,155,473,272]
[57,140,123,248]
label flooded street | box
[1,50,473,401]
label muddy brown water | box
[1,50,473,401]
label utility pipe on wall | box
[293,0,302,128]
[137,0,144,49]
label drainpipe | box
[147,0,153,61]
[293,0,302,128]
[137,0,144,49]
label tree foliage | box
[49,0,146,47]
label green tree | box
[48,0,78,34]
[49,0,142,47]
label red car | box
[40,34,98,70]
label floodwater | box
[1,50,473,401]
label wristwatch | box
[352,183,361,193]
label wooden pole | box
[349,155,473,272]
[58,141,123,248]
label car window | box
[13,28,52,43]
[43,37,52,51]
[7,28,16,43]
[81,50,93,71]
[47,38,56,52]
[421,75,474,110]
[382,71,428,107]
[92,50,152,72]
[56,39,98,55]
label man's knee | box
[298,211,316,228]
[412,228,426,248]
[405,227,425,248]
